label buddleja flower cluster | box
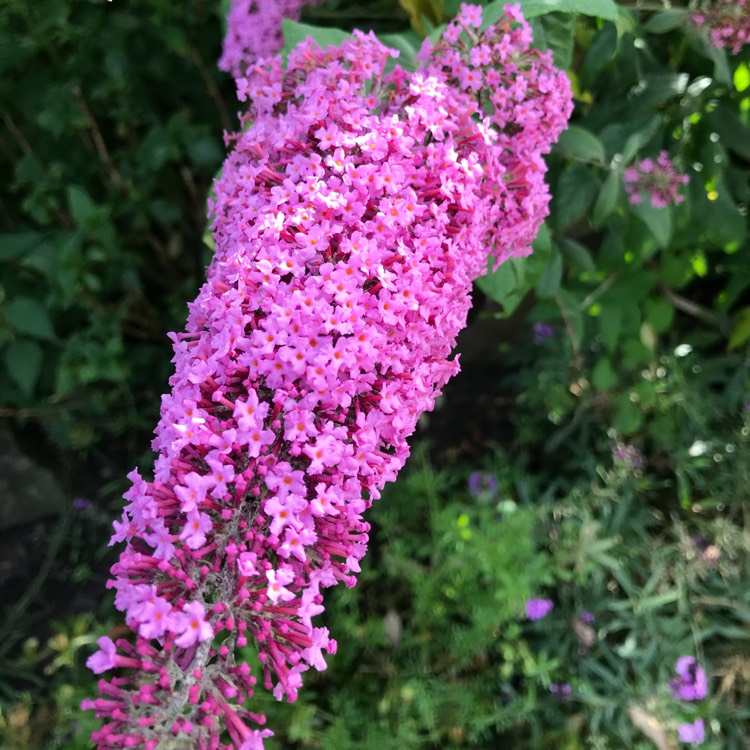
[83,4,572,748]
[623,151,689,209]
[693,0,749,55]
[219,0,320,80]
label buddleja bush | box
[82,4,571,748]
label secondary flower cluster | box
[219,0,321,80]
[83,4,571,748]
[525,598,554,620]
[693,0,750,55]
[623,151,689,209]
[669,656,708,746]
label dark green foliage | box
[0,0,235,451]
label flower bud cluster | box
[693,0,749,55]
[623,151,689,209]
[219,0,320,80]
[84,5,572,748]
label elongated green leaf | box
[631,202,673,248]
[553,163,598,230]
[620,116,661,164]
[556,125,606,163]
[643,9,688,34]
[597,301,623,352]
[535,247,563,298]
[559,238,596,273]
[484,0,617,23]
[709,107,750,161]
[281,19,350,57]
[728,307,750,350]
[5,340,43,396]
[0,232,43,262]
[67,185,98,227]
[591,169,620,228]
[530,12,576,69]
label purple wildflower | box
[580,610,595,624]
[533,322,555,344]
[669,656,708,701]
[525,598,554,621]
[549,682,571,702]
[467,471,499,498]
[612,443,645,469]
[678,718,705,746]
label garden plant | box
[0,0,748,749]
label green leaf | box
[534,222,552,255]
[530,12,576,69]
[734,63,750,93]
[556,288,584,350]
[67,185,99,228]
[484,0,617,22]
[553,164,598,230]
[597,302,623,352]
[620,116,661,164]
[642,9,688,34]
[643,297,674,334]
[591,170,620,228]
[580,23,617,86]
[556,125,606,163]
[728,308,750,350]
[535,247,563,299]
[5,340,43,396]
[0,232,43,262]
[592,357,617,390]
[709,107,750,161]
[559,238,595,274]
[631,202,672,248]
[378,31,422,72]
[703,193,746,248]
[706,42,732,86]
[475,258,529,315]
[6,297,55,340]
[613,394,643,435]
[281,19,350,57]
[628,73,688,113]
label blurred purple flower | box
[580,610,595,624]
[467,471,499,498]
[549,682,571,702]
[612,443,644,468]
[525,598,554,621]
[669,656,707,701]
[73,497,94,511]
[533,322,555,344]
[692,535,710,552]
[678,718,705,746]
